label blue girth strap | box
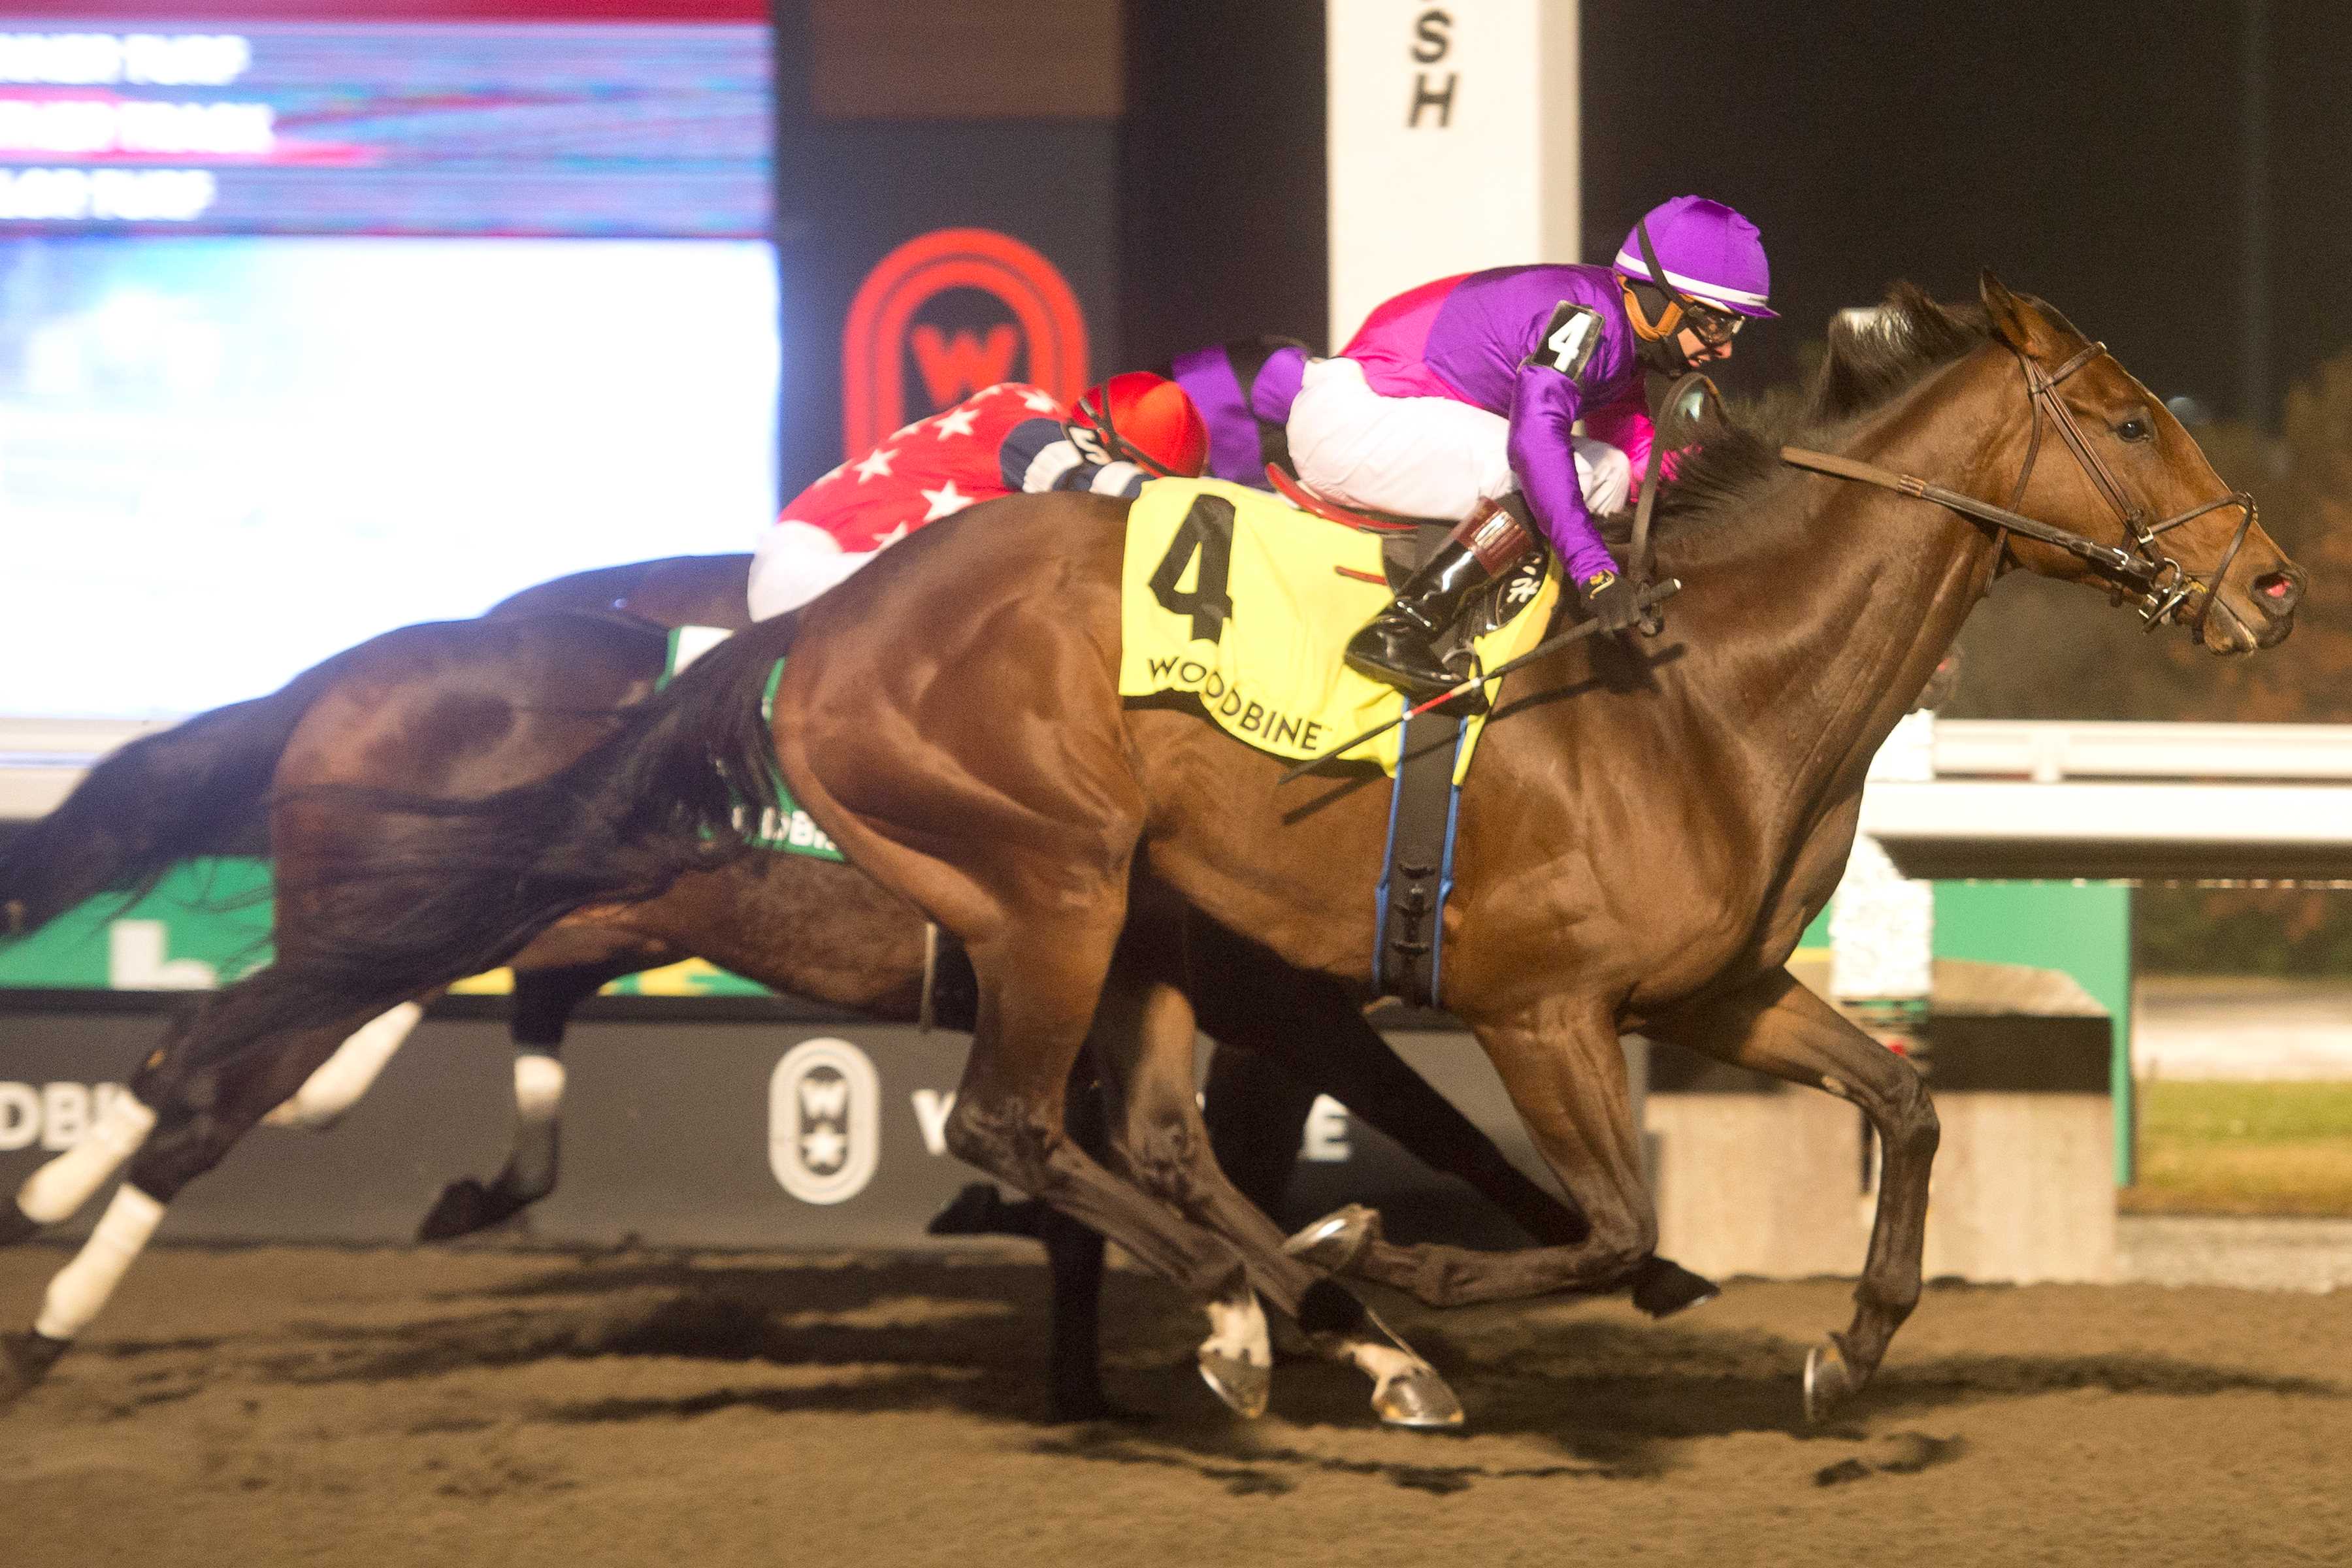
[1373,703,1470,1008]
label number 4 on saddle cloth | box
[1117,478,1562,1006]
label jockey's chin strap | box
[1780,340,2258,636]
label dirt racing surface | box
[2,1244,2345,1567]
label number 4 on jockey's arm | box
[745,336,1311,622]
[1281,194,1775,702]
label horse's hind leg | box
[4,1067,163,1247]
[1090,959,1462,1428]
[1,994,376,1407]
[416,958,634,1242]
[944,921,1273,1418]
[1644,970,1939,1422]
[259,997,434,1132]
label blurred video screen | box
[0,12,776,719]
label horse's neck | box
[1659,352,2008,815]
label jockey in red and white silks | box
[1290,195,1776,700]
[746,372,1211,621]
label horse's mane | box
[1601,282,2019,555]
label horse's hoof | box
[1282,1203,1380,1273]
[1803,1337,1861,1425]
[0,1204,38,1249]
[1630,1256,1720,1320]
[416,1178,523,1243]
[926,1183,1045,1241]
[0,1331,67,1409]
[1373,1364,1465,1430]
[1197,1350,1271,1420]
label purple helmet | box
[1612,195,1775,319]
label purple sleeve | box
[1249,345,1307,425]
[1505,362,1622,582]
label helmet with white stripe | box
[1612,195,1774,319]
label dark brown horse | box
[0,566,1599,1422]
[229,278,2298,1424]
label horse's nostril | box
[2255,571,2300,608]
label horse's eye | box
[2116,414,2153,444]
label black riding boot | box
[1344,538,1498,700]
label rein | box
[1780,340,2257,634]
[1628,371,1723,632]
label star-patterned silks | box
[932,405,981,438]
[853,445,896,482]
[920,480,975,520]
[1021,387,1062,413]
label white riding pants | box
[1285,355,1634,521]
[747,521,877,621]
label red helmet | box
[1066,371,1209,478]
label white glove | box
[1571,434,1634,515]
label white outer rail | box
[0,717,176,820]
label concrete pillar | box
[1325,1,1579,345]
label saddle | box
[1267,465,1546,649]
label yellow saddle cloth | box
[1117,478,1560,777]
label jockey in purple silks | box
[1159,336,1311,489]
[1286,195,1775,700]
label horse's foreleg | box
[1324,999,1659,1309]
[1644,969,1938,1422]
[415,961,620,1242]
[1205,992,1596,1250]
[2,1002,373,1407]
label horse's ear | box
[1979,270,2061,357]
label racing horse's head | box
[1974,272,2302,654]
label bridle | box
[1781,338,2258,634]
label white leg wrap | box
[513,1051,566,1122]
[1201,1290,1271,1369]
[34,1184,165,1341]
[16,1094,157,1226]
[261,1001,424,1131]
[1345,1338,1427,1392]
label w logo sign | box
[796,1075,851,1124]
[841,227,1089,458]
[910,324,1019,407]
[768,1038,879,1204]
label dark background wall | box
[789,2,2344,457]
[1119,0,1329,362]
[1121,1,2337,430]
[1582,0,2327,429]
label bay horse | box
[0,576,1601,1422]
[208,276,2299,1424]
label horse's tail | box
[0,645,377,939]
[194,619,798,1056]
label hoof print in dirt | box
[1814,1432,1967,1486]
